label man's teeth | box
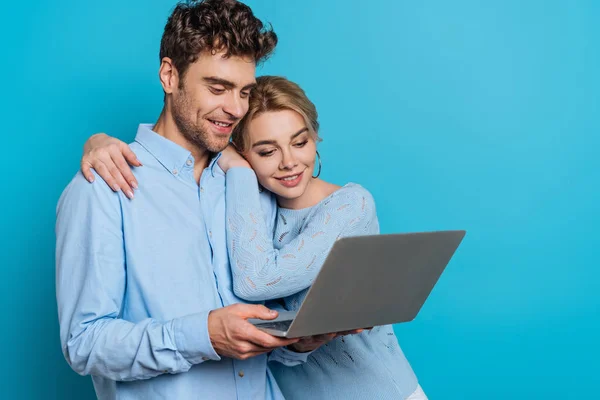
[282,175,299,181]
[212,121,231,127]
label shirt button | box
[186,159,192,166]
[238,370,244,378]
[200,187,204,193]
[172,169,178,175]
[209,230,212,238]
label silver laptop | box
[248,230,466,338]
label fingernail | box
[126,190,134,199]
[87,177,94,183]
[131,181,138,189]
[269,310,277,315]
[112,184,120,192]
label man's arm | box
[56,172,298,381]
[56,172,219,381]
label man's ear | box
[158,57,179,94]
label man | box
[56,1,326,399]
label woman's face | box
[244,109,317,204]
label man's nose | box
[222,92,245,119]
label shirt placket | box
[200,166,254,400]
[199,169,224,308]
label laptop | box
[248,230,466,338]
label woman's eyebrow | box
[252,127,309,148]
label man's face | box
[171,50,256,153]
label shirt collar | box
[209,152,223,177]
[134,124,222,177]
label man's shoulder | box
[57,170,121,216]
[128,140,143,152]
[128,140,154,166]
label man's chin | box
[205,138,231,153]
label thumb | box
[242,304,278,320]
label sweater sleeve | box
[226,168,378,301]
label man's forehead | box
[193,50,256,86]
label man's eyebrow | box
[203,76,256,91]
[251,127,309,148]
[202,76,235,88]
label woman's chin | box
[266,182,307,204]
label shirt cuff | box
[268,346,315,366]
[173,311,221,365]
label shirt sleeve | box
[225,167,378,302]
[56,172,220,382]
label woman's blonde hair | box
[232,76,321,151]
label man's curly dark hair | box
[160,0,277,82]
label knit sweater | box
[226,168,418,400]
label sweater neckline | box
[278,183,356,215]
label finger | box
[106,162,134,199]
[237,349,272,360]
[94,162,122,193]
[81,160,95,183]
[232,339,296,359]
[309,333,336,343]
[244,325,299,349]
[119,142,143,167]
[111,152,138,192]
[239,304,278,320]
[235,342,271,355]
[336,329,364,336]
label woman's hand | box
[217,143,251,172]
[81,133,142,199]
[287,333,337,353]
[287,328,367,353]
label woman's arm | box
[80,133,141,199]
[226,169,377,302]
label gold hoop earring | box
[312,151,322,178]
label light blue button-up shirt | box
[55,124,301,399]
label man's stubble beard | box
[172,88,231,153]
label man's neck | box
[153,109,210,183]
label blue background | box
[1,0,598,398]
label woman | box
[81,76,427,400]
